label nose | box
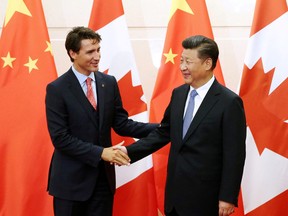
[180,62,187,71]
[93,51,100,60]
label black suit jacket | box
[45,68,157,201]
[127,79,246,215]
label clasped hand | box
[219,200,235,216]
[101,145,130,166]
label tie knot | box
[190,90,197,98]
[86,77,92,85]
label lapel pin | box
[102,84,105,87]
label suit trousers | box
[53,162,113,216]
[165,205,219,216]
[165,208,180,216]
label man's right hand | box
[101,147,130,166]
[113,145,127,154]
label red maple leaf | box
[247,190,288,215]
[240,58,288,158]
[117,70,147,116]
[104,70,147,116]
[104,70,147,146]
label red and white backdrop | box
[1,0,288,215]
[89,1,158,216]
[237,0,288,215]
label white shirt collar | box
[71,65,95,85]
[189,76,215,100]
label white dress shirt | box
[183,76,215,121]
[71,66,98,104]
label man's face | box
[180,48,212,88]
[70,39,101,76]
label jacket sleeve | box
[126,99,172,163]
[219,96,246,206]
[110,76,159,138]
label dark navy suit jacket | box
[127,79,246,215]
[45,68,157,201]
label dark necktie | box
[183,90,197,138]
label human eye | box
[86,49,94,55]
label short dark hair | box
[182,35,219,70]
[65,26,102,62]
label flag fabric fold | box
[149,0,225,214]
[88,1,158,215]
[238,0,288,215]
[0,0,57,215]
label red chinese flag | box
[89,1,158,215]
[150,0,225,214]
[238,0,288,215]
[0,0,57,215]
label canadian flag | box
[149,0,225,214]
[88,0,158,215]
[238,0,288,215]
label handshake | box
[101,145,131,166]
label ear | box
[204,58,213,71]
[69,49,77,61]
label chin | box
[183,79,192,85]
[91,67,98,72]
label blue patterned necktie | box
[183,90,198,138]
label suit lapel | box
[182,80,221,142]
[95,72,105,130]
[175,85,190,140]
[67,70,98,126]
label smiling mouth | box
[183,73,191,78]
[91,62,98,67]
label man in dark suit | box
[119,35,246,216]
[45,26,157,216]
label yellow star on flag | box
[4,0,32,27]
[164,48,178,64]
[44,41,53,56]
[169,0,194,20]
[24,56,39,73]
[1,52,16,68]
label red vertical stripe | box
[238,0,288,215]
[88,0,124,31]
[250,0,288,35]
